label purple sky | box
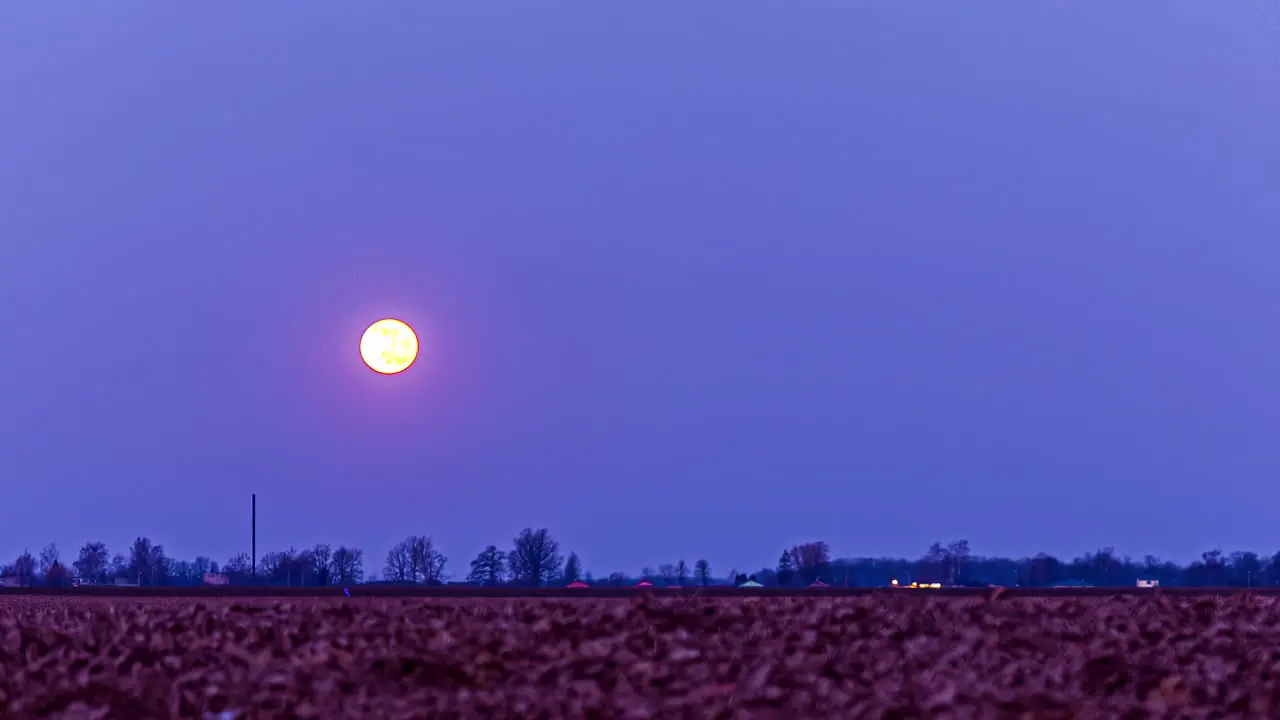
[2,3,1278,578]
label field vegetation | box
[0,594,1273,718]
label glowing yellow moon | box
[360,319,419,375]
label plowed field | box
[1,595,1273,718]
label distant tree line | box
[740,541,1280,590]
[0,528,576,589]
[1,533,1275,589]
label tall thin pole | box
[251,494,257,581]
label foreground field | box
[0,595,1274,718]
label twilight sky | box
[1,3,1277,578]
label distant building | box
[114,578,138,587]
[203,573,230,585]
[1137,579,1159,588]
[0,577,19,588]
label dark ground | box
[2,594,1276,718]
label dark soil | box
[1,595,1275,718]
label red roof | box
[635,580,653,587]
[566,580,589,588]
[809,579,829,587]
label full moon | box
[360,319,419,375]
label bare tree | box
[790,541,832,584]
[508,528,563,587]
[467,546,507,586]
[167,560,196,585]
[562,552,582,583]
[258,551,285,580]
[1232,551,1263,587]
[39,543,60,575]
[658,564,677,585]
[224,552,253,578]
[128,537,151,584]
[275,547,312,586]
[694,559,711,586]
[407,536,447,584]
[331,546,364,584]
[776,550,796,586]
[128,537,168,586]
[947,539,972,585]
[107,553,128,581]
[73,542,110,584]
[310,544,332,586]
[11,550,35,587]
[250,547,311,586]
[676,559,690,585]
[383,541,412,583]
[1093,546,1116,587]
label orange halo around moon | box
[359,319,419,375]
